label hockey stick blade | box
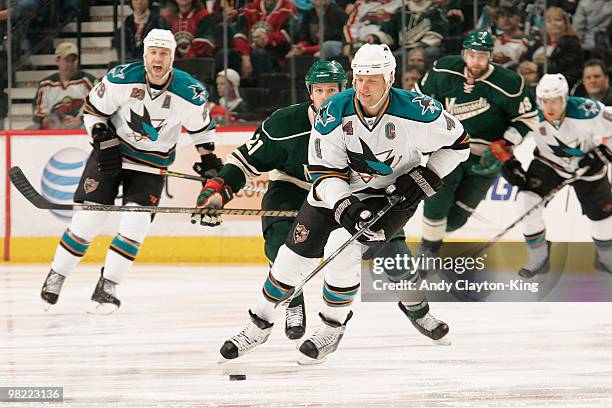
[274,195,402,307]
[9,166,70,210]
[8,166,296,217]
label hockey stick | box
[274,195,403,308]
[472,167,588,255]
[454,200,497,225]
[122,162,267,194]
[8,166,296,217]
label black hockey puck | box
[229,374,246,381]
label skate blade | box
[41,299,53,312]
[297,354,328,365]
[432,336,452,346]
[217,356,233,365]
[87,301,119,315]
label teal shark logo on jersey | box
[412,95,440,115]
[578,100,599,117]
[127,106,163,141]
[548,136,584,158]
[110,64,129,80]
[347,138,394,177]
[189,84,207,103]
[316,102,336,127]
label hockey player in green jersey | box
[192,60,347,341]
[415,31,538,265]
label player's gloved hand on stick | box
[470,140,512,175]
[191,176,234,227]
[333,196,385,244]
[193,153,223,183]
[500,158,527,188]
[578,145,612,176]
[92,123,122,175]
[385,165,442,207]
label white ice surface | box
[1,265,612,407]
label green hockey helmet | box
[305,60,348,93]
[462,31,494,52]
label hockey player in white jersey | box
[501,73,612,277]
[40,29,220,313]
[218,44,470,364]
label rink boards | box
[0,129,601,263]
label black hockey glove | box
[500,158,527,189]
[92,123,122,175]
[333,196,385,244]
[578,145,612,176]
[193,153,224,183]
[385,166,442,208]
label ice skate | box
[219,310,273,362]
[40,269,66,311]
[398,301,450,345]
[285,292,306,341]
[519,241,551,278]
[88,269,121,315]
[298,311,353,365]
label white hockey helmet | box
[143,29,177,56]
[536,73,569,108]
[351,43,396,85]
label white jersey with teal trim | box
[307,87,470,210]
[530,96,612,179]
[83,62,215,169]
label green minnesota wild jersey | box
[416,55,538,152]
[220,102,314,192]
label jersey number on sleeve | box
[246,133,264,156]
[518,96,532,114]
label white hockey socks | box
[255,245,318,323]
[51,210,109,276]
[102,207,151,284]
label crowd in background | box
[1,0,612,128]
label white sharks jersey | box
[530,96,612,179]
[307,87,470,209]
[83,62,215,169]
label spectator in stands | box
[168,0,217,58]
[231,0,297,78]
[207,69,248,124]
[492,5,529,68]
[581,59,612,105]
[211,0,247,23]
[114,0,170,61]
[407,47,427,70]
[287,0,347,60]
[32,42,96,130]
[365,0,447,60]
[516,60,539,97]
[342,0,401,57]
[524,6,583,88]
[159,0,178,20]
[572,0,612,53]
[546,0,579,16]
[401,64,423,91]
[216,68,249,114]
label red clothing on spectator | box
[233,0,297,56]
[170,7,217,58]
